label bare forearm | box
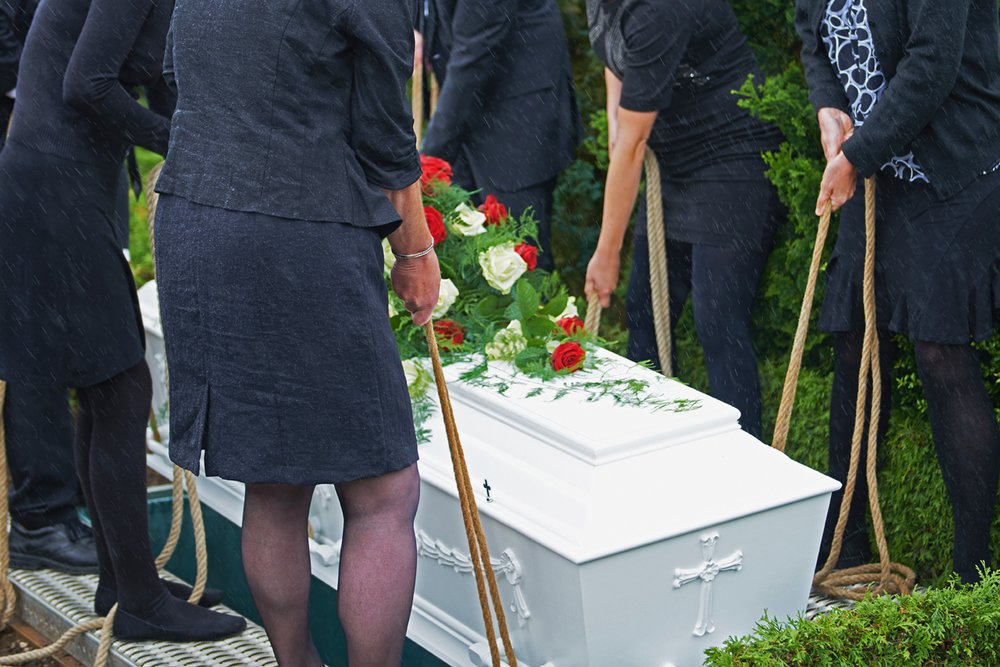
[597,129,647,257]
[382,182,433,254]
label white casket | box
[138,282,839,667]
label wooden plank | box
[8,619,87,667]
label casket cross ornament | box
[673,532,743,637]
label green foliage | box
[704,571,1000,666]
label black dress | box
[0,0,173,387]
[155,0,420,484]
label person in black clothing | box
[584,0,785,438]
[0,0,243,640]
[419,0,580,272]
[1,0,100,576]
[156,0,439,663]
[798,0,1000,583]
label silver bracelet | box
[392,241,435,261]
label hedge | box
[704,571,1000,666]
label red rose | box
[433,320,465,350]
[424,206,447,245]
[420,155,453,192]
[514,243,537,272]
[556,316,585,336]
[551,341,586,373]
[478,194,508,226]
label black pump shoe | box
[95,579,225,617]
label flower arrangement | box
[389,156,699,437]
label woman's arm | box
[840,0,972,177]
[794,0,850,116]
[585,107,657,307]
[383,182,441,326]
[605,68,622,155]
[62,0,171,155]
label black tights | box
[628,238,770,437]
[821,331,1000,582]
[242,464,420,667]
[76,360,245,639]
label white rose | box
[485,320,528,361]
[453,203,487,237]
[388,299,398,318]
[434,278,459,318]
[553,296,579,321]
[401,358,431,398]
[382,239,396,275]
[478,242,528,295]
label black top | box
[0,0,37,95]
[6,0,173,165]
[796,0,1000,198]
[588,0,782,174]
[157,0,420,229]
[421,0,580,191]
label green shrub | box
[704,571,1000,666]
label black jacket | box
[796,0,1000,197]
[421,0,580,191]
[158,0,420,228]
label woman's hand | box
[585,247,621,309]
[382,181,440,326]
[391,251,441,326]
[815,151,858,216]
[817,107,854,161]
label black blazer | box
[796,0,1000,198]
[421,0,580,191]
[157,0,420,228]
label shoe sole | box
[10,553,100,576]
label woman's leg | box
[77,360,245,640]
[817,330,895,569]
[335,464,420,667]
[690,243,769,438]
[241,483,322,667]
[914,342,1000,584]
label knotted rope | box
[0,166,211,665]
[584,150,672,375]
[423,322,517,667]
[772,177,915,600]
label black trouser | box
[626,233,771,439]
[4,381,81,528]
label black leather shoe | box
[9,519,100,575]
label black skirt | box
[820,168,1000,343]
[153,194,418,485]
[0,141,144,387]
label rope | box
[423,322,517,667]
[771,203,832,454]
[643,149,673,376]
[773,177,915,600]
[0,383,16,630]
[583,150,672,375]
[0,165,212,665]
